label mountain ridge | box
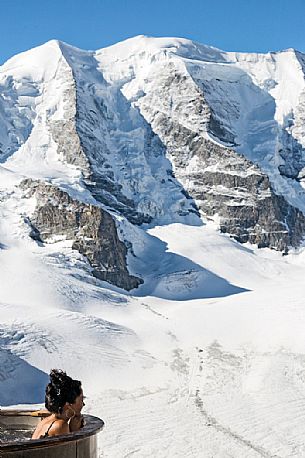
[3,36,305,70]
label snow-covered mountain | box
[2,36,305,457]
[96,36,305,251]
[2,36,305,260]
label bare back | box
[32,416,69,439]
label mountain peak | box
[1,39,89,72]
[96,35,227,63]
[1,39,65,78]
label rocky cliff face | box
[139,107,305,251]
[20,179,142,290]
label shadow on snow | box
[130,231,249,301]
[0,347,48,406]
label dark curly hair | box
[45,369,82,414]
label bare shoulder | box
[48,419,70,436]
[32,417,70,439]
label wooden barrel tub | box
[0,409,104,457]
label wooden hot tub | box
[0,409,104,457]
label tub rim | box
[0,409,104,453]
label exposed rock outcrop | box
[46,52,91,175]
[138,106,305,251]
[20,179,142,290]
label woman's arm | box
[69,414,84,432]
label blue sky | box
[1,0,305,64]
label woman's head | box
[45,369,84,416]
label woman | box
[32,369,85,439]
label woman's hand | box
[69,414,84,432]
